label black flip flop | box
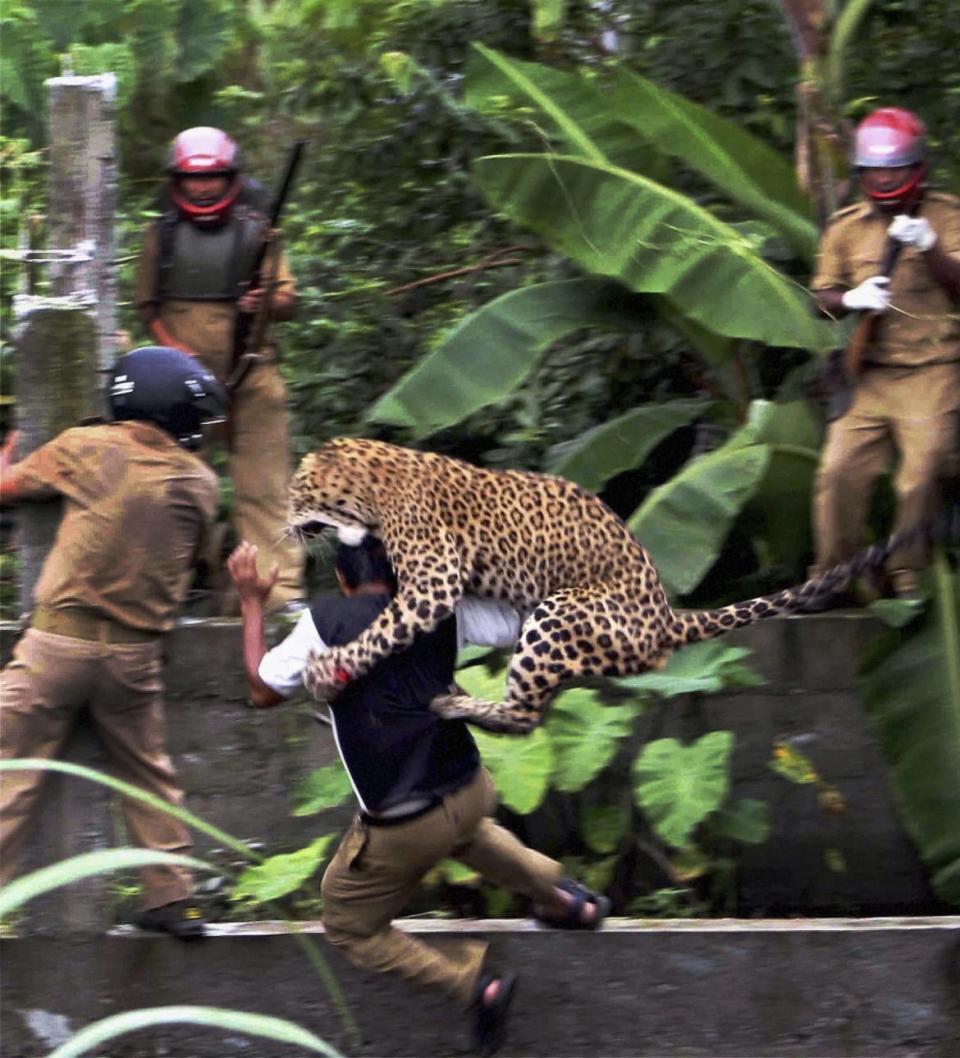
[534,878,611,930]
[470,971,519,1057]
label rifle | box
[225,140,305,394]
[843,198,920,379]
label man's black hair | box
[335,536,397,594]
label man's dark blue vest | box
[310,592,480,814]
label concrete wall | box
[0,612,946,933]
[3,918,959,1057]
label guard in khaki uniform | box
[135,126,303,612]
[0,347,223,938]
[227,535,610,1056]
[811,108,960,596]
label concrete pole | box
[13,73,117,619]
[10,76,118,934]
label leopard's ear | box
[337,525,368,547]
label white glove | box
[887,214,937,252]
[841,276,891,313]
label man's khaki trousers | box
[321,767,561,1006]
[0,628,193,909]
[223,361,304,608]
[812,362,960,591]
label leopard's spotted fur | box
[287,437,900,734]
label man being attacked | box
[228,534,609,1056]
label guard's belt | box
[32,606,160,644]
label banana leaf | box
[627,441,772,596]
[47,1007,340,1058]
[606,68,817,258]
[733,400,823,570]
[545,397,710,492]
[465,44,668,176]
[859,553,960,904]
[367,278,643,437]
[465,45,816,258]
[474,152,837,351]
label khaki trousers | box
[0,628,193,909]
[321,768,561,1006]
[812,362,960,589]
[223,362,303,606]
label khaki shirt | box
[16,421,219,632]
[135,219,295,381]
[812,191,960,367]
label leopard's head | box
[287,439,381,543]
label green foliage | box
[453,642,767,914]
[471,726,555,815]
[545,397,710,492]
[368,278,645,439]
[628,440,771,596]
[46,1006,340,1058]
[859,552,960,905]
[547,689,640,792]
[616,640,764,697]
[632,731,733,848]
[0,848,211,917]
[474,151,833,349]
[0,758,360,1045]
[468,44,817,255]
[292,762,353,816]
[232,835,336,904]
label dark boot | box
[135,898,206,940]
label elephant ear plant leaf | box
[859,552,960,904]
[546,688,641,792]
[457,663,554,814]
[231,835,338,905]
[633,730,734,848]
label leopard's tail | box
[663,504,960,649]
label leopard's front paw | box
[304,650,351,703]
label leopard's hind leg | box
[431,584,663,734]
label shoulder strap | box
[154,212,180,303]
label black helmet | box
[107,346,227,450]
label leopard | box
[286,436,918,735]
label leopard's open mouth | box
[295,520,329,541]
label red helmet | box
[853,108,927,208]
[167,127,242,224]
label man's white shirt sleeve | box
[257,610,326,698]
[455,595,522,650]
[257,596,521,697]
